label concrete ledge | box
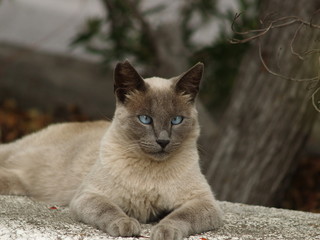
[0,195,319,240]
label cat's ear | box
[114,60,146,103]
[175,62,204,103]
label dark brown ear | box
[175,62,204,102]
[114,60,146,103]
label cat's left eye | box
[138,115,153,125]
[171,116,184,125]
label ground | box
[0,195,319,240]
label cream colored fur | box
[144,77,172,90]
[0,121,108,203]
[0,61,223,240]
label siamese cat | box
[0,61,223,240]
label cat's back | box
[0,120,111,204]
[11,120,109,148]
[0,120,110,168]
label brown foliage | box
[0,99,88,143]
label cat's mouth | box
[150,151,169,161]
[142,149,170,161]
[138,142,171,160]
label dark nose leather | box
[156,139,170,149]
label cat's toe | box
[107,217,141,237]
[150,224,183,240]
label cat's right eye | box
[171,116,184,125]
[138,115,152,125]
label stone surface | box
[0,195,319,240]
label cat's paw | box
[106,217,141,237]
[150,224,183,240]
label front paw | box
[107,217,141,237]
[151,224,183,240]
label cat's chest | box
[121,185,168,222]
[108,172,176,223]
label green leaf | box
[70,18,103,46]
[142,4,166,16]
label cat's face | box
[113,61,203,161]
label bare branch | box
[229,23,272,44]
[311,57,320,112]
[290,23,320,60]
[258,41,319,82]
[290,23,305,60]
[231,10,320,112]
[311,87,320,112]
[309,9,320,27]
[230,12,320,44]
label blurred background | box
[0,0,319,213]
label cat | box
[0,61,223,240]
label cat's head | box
[113,60,203,161]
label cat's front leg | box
[70,192,141,237]
[151,197,223,240]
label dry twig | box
[311,57,320,112]
[230,12,320,44]
[258,41,319,82]
[230,10,320,112]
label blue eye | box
[138,115,152,124]
[171,116,184,125]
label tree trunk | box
[205,0,320,206]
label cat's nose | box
[156,139,170,149]
[157,130,170,149]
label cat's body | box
[0,121,108,203]
[0,61,223,240]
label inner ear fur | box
[114,60,146,103]
[175,62,204,102]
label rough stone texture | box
[0,195,319,240]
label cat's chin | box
[145,151,170,161]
